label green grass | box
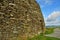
[45,28,55,34]
[28,34,60,40]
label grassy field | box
[45,28,55,34]
[28,34,60,40]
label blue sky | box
[36,0,60,26]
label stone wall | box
[0,0,45,40]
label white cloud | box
[47,11,60,21]
[45,11,60,26]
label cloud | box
[45,11,60,26]
[46,11,60,21]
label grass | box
[45,28,55,34]
[28,34,60,40]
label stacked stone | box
[0,0,45,40]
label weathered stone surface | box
[0,0,45,40]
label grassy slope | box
[28,34,60,40]
[45,28,55,34]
